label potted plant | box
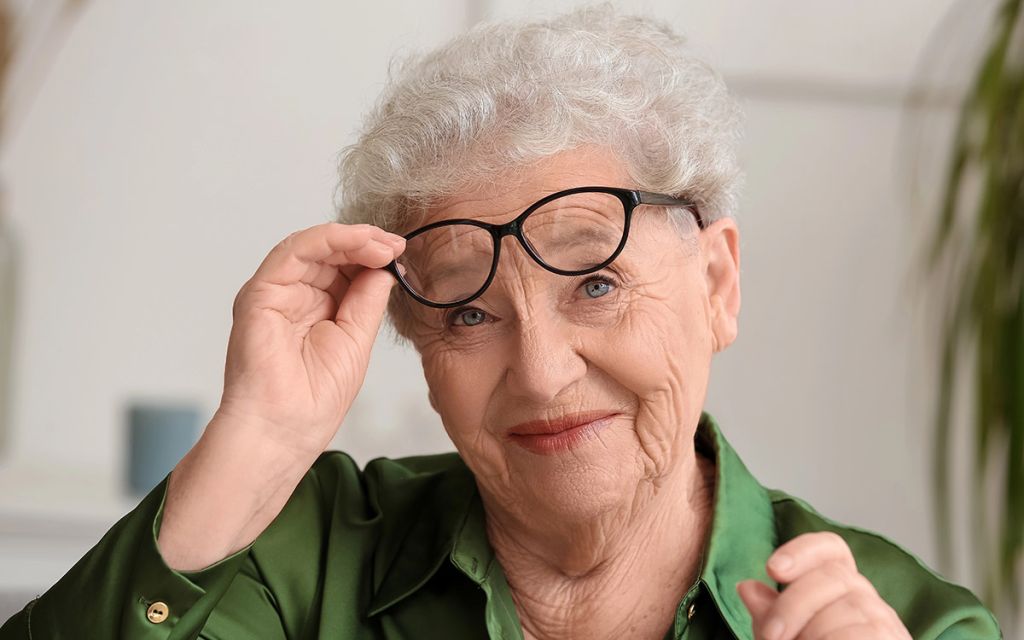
[921,0,1023,627]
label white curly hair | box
[333,3,744,339]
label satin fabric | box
[0,411,1003,639]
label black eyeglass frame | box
[384,185,704,309]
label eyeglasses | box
[384,185,703,308]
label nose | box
[502,303,588,404]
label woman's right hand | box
[215,222,406,459]
[157,222,406,571]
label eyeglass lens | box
[397,191,627,305]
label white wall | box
[0,0,467,598]
[0,0,469,474]
[0,0,1014,631]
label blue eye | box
[583,277,614,298]
[448,308,487,327]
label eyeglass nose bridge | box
[491,217,521,240]
[487,216,552,273]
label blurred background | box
[0,0,1020,634]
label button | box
[146,601,169,624]
[687,603,696,620]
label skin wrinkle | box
[619,271,690,480]
[405,146,740,640]
[495,454,716,639]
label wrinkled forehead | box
[413,145,636,228]
[424,186,620,226]
[414,191,625,247]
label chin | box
[505,441,642,523]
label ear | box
[700,217,741,353]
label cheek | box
[586,277,712,398]
[420,342,500,442]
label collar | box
[691,410,779,639]
[367,411,779,640]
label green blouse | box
[0,411,1003,639]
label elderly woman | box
[1,7,1003,640]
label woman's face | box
[405,145,741,522]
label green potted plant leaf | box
[921,0,1023,627]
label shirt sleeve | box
[0,474,281,640]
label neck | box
[481,448,717,640]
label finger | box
[320,236,396,269]
[736,580,779,629]
[334,263,399,337]
[242,243,393,321]
[821,590,910,639]
[274,244,387,303]
[286,240,395,296]
[767,532,857,585]
[297,263,339,295]
[797,591,881,639]
[254,223,403,285]
[326,261,385,306]
[761,562,874,640]
[230,280,329,328]
[809,623,887,640]
[324,266,355,306]
[311,235,404,293]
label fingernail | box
[386,234,406,248]
[764,618,785,640]
[769,554,792,572]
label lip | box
[506,411,618,455]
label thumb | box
[736,579,779,627]
[334,267,398,337]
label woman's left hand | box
[736,531,912,640]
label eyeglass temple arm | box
[636,190,705,230]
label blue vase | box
[126,402,201,495]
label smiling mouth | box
[506,411,618,455]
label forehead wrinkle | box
[422,156,630,227]
[414,224,491,264]
[425,191,529,226]
[523,219,620,255]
